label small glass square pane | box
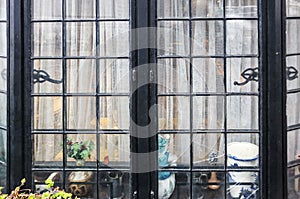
[33,60,62,93]
[158,96,190,130]
[227,96,258,130]
[0,0,6,20]
[0,58,7,91]
[288,130,300,163]
[66,59,96,93]
[193,133,224,168]
[66,134,97,167]
[0,130,6,192]
[287,20,300,55]
[66,0,95,19]
[99,134,130,167]
[32,23,62,57]
[226,20,258,55]
[33,134,63,167]
[99,0,129,19]
[286,56,300,91]
[158,0,189,18]
[33,97,63,129]
[66,171,96,198]
[226,0,257,18]
[227,133,259,146]
[99,97,130,130]
[33,171,63,193]
[287,0,300,17]
[193,58,224,93]
[192,0,223,18]
[0,23,7,56]
[158,21,189,56]
[227,58,259,93]
[287,93,300,127]
[193,96,225,130]
[100,59,129,93]
[67,97,96,130]
[100,22,129,57]
[0,94,6,127]
[158,59,190,94]
[66,22,96,56]
[288,167,300,198]
[192,21,224,56]
[32,0,62,20]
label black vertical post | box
[260,0,287,198]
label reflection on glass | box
[33,97,62,129]
[67,171,96,198]
[99,0,129,19]
[158,59,190,94]
[33,134,63,167]
[32,23,62,57]
[33,60,62,93]
[158,0,189,18]
[286,56,300,91]
[158,96,190,130]
[227,58,259,93]
[32,0,62,20]
[66,0,95,19]
[192,0,223,18]
[67,97,96,130]
[0,94,7,127]
[67,59,96,93]
[193,96,224,130]
[227,96,258,130]
[0,130,6,192]
[0,0,6,20]
[0,23,7,56]
[288,130,300,163]
[287,0,300,17]
[226,20,258,55]
[66,22,96,56]
[100,59,129,93]
[158,21,189,56]
[100,22,129,57]
[193,58,224,93]
[288,167,300,198]
[33,171,62,193]
[99,135,130,167]
[287,93,300,127]
[0,59,6,91]
[287,20,300,55]
[225,0,257,18]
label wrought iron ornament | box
[33,69,63,84]
[287,66,298,81]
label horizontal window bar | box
[286,17,300,20]
[0,90,7,95]
[287,88,300,94]
[157,92,259,97]
[286,53,300,57]
[287,123,300,132]
[0,126,7,131]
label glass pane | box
[32,0,62,20]
[0,0,6,20]
[33,134,63,167]
[227,58,259,93]
[193,58,224,93]
[0,23,7,56]
[100,59,129,93]
[158,21,189,56]
[226,0,257,18]
[226,20,258,55]
[99,134,130,167]
[0,93,7,127]
[32,23,62,57]
[99,0,129,19]
[66,171,96,198]
[66,134,97,167]
[66,22,96,56]
[66,59,96,93]
[158,0,189,18]
[158,96,190,130]
[99,97,130,130]
[33,60,62,93]
[287,0,300,17]
[227,96,258,130]
[98,172,130,199]
[66,0,95,19]
[0,58,6,91]
[288,167,300,198]
[0,130,7,192]
[287,20,300,55]
[192,21,224,56]
[287,93,300,127]
[193,134,225,168]
[193,96,224,130]
[227,133,259,145]
[33,97,62,129]
[192,0,223,18]
[158,59,190,94]
[67,97,96,130]
[33,171,63,193]
[288,130,300,163]
[100,22,129,57]
[286,56,300,91]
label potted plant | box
[66,138,94,166]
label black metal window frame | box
[5,0,288,199]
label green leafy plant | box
[0,178,78,199]
[66,138,94,160]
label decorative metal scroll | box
[33,69,63,84]
[234,66,299,86]
[1,69,6,80]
